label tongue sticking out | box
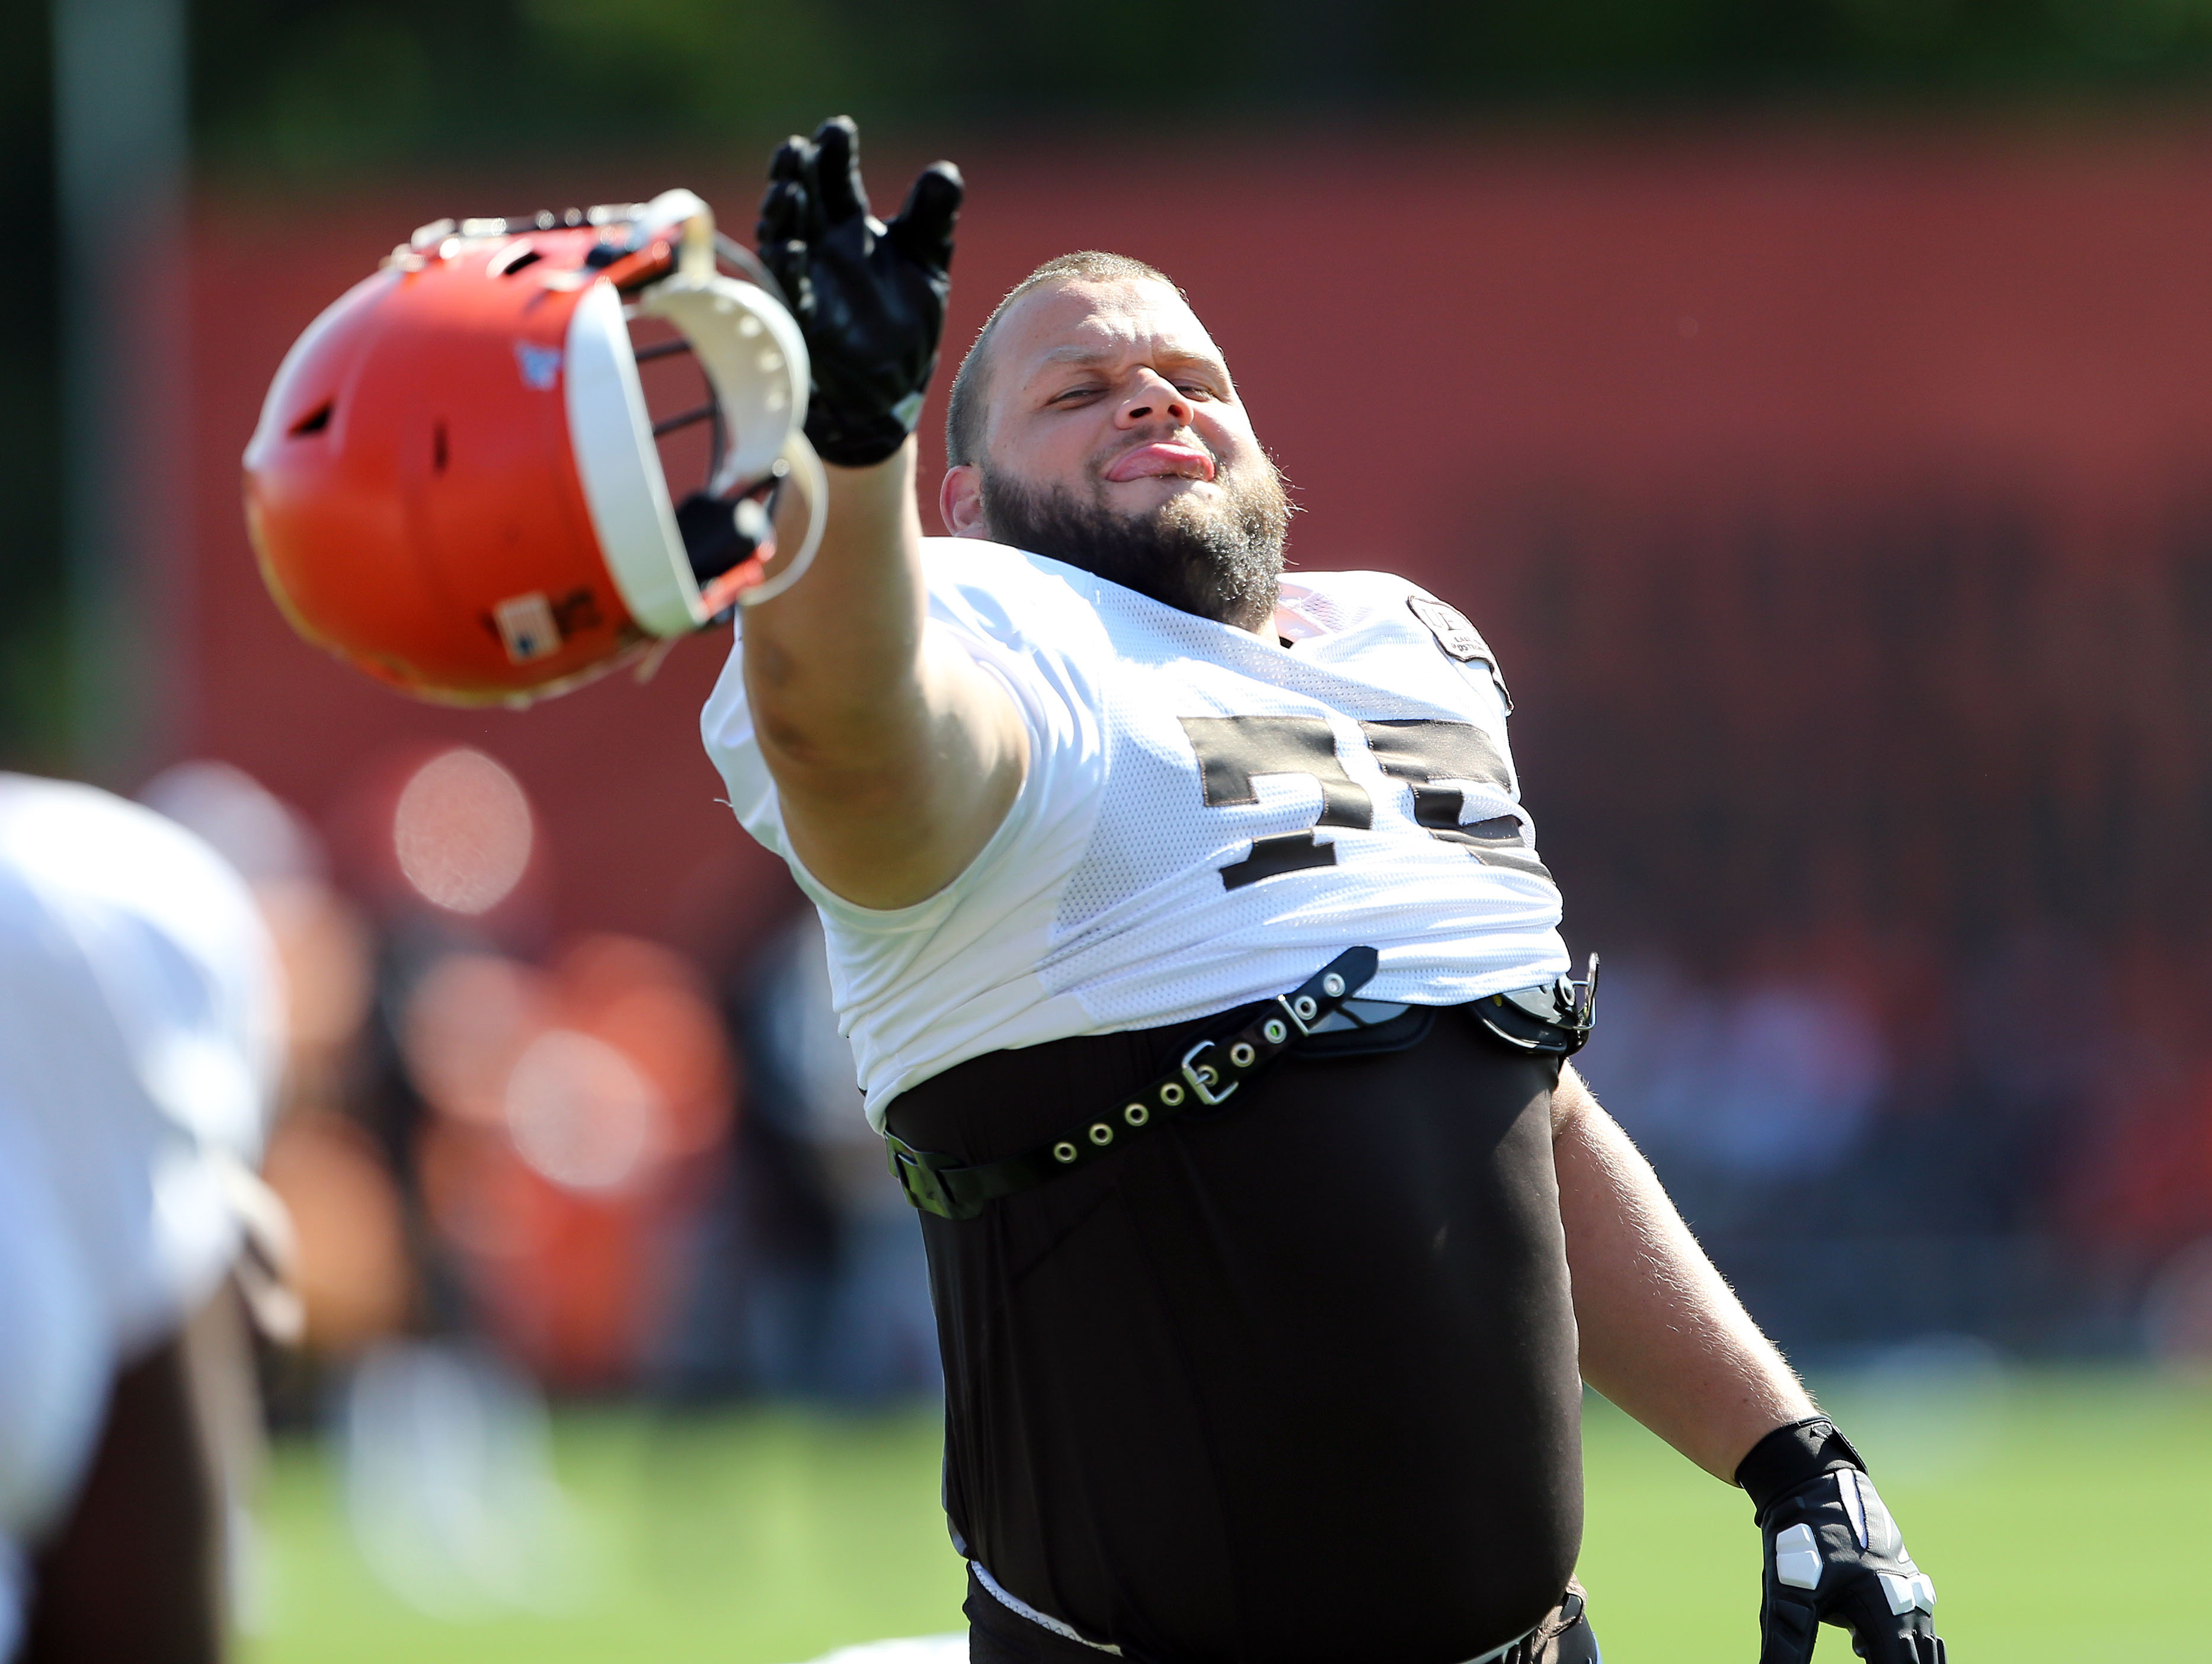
[1105,441,1217,484]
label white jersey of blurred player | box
[0,774,284,1654]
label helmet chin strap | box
[737,431,827,609]
[632,196,825,614]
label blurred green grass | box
[244,1368,2209,1663]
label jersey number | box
[1178,715,1544,891]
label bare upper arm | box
[769,625,1030,910]
[736,441,1031,911]
[1552,1061,1597,1138]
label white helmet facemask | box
[561,190,827,634]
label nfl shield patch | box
[1407,595,1513,711]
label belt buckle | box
[885,1133,966,1220]
[1180,1039,1238,1106]
[1567,951,1600,1035]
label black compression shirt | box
[885,1003,1584,1664]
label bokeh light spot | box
[402,952,549,1127]
[392,748,533,914]
[504,1029,663,1193]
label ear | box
[940,463,990,538]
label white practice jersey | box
[0,775,283,1648]
[703,539,1570,1124]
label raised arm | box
[744,119,1025,910]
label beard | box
[979,446,1292,633]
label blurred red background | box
[185,119,2212,955]
[174,116,2212,1359]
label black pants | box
[966,1566,1602,1664]
[888,1003,1586,1664]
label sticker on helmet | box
[514,343,563,391]
[493,592,562,663]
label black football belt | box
[1473,953,1600,1056]
[886,948,1598,1221]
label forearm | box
[736,439,1025,907]
[1552,1064,1816,1481]
[729,124,1014,907]
[741,438,928,768]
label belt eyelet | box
[1088,1122,1114,1146]
[1124,1103,1149,1127]
[1052,1141,1079,1164]
[1262,1019,1287,1045]
[1159,1082,1185,1107]
[1229,1041,1256,1068]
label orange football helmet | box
[244,191,824,706]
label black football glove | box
[755,116,963,468]
[1739,1418,1945,1664]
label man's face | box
[942,277,1290,633]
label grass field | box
[244,1367,2209,1662]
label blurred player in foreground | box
[0,776,286,1663]
[708,119,1948,1664]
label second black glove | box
[1740,1417,1945,1664]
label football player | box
[718,117,1943,1664]
[0,775,286,1664]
